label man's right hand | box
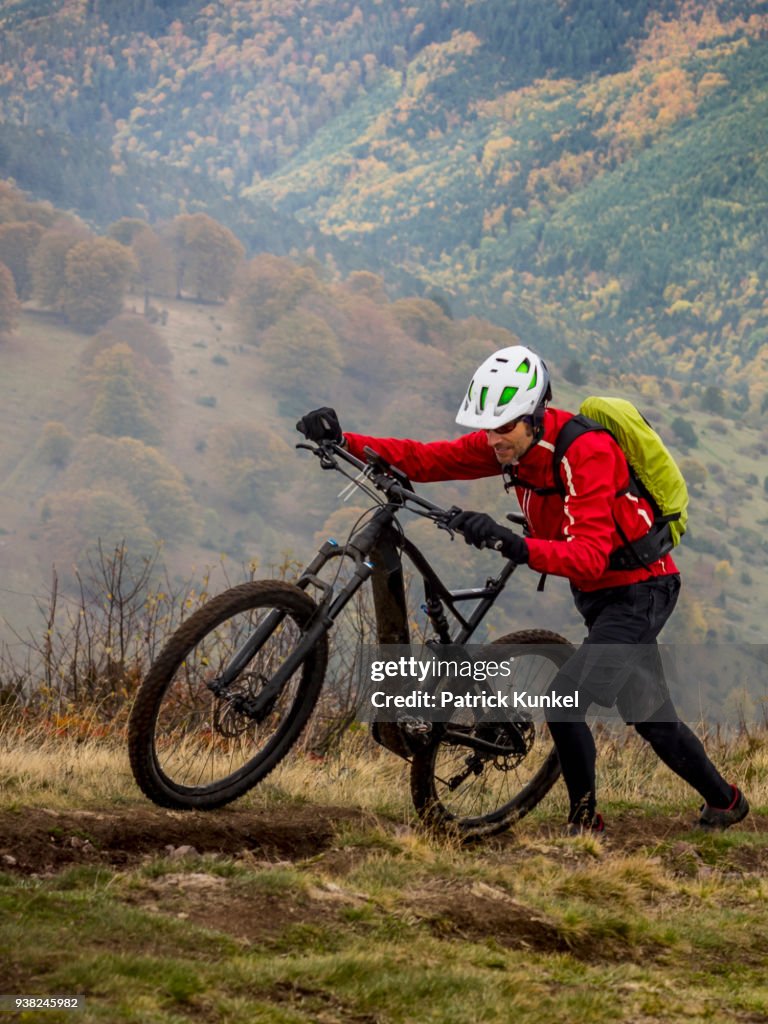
[296,407,343,444]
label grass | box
[0,730,766,1023]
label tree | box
[261,310,343,411]
[713,559,734,609]
[390,297,451,346]
[670,416,698,449]
[61,238,138,332]
[0,221,44,299]
[43,488,157,570]
[167,213,244,302]
[86,344,162,445]
[701,385,725,415]
[30,223,90,309]
[0,262,20,335]
[107,217,151,246]
[65,434,198,541]
[36,422,75,468]
[342,271,389,304]
[131,226,175,309]
[679,457,708,490]
[313,506,370,549]
[207,422,293,512]
[234,253,320,339]
[563,357,586,385]
[82,314,172,370]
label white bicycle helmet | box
[455,345,551,432]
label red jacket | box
[345,407,678,592]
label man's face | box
[485,417,535,464]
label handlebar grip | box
[479,538,506,552]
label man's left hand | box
[446,511,529,564]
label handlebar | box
[297,438,528,547]
[298,439,449,517]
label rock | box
[167,844,200,860]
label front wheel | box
[128,580,328,810]
[410,629,573,840]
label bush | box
[684,530,731,559]
[63,434,199,542]
[671,416,698,448]
[208,422,292,513]
[86,344,164,445]
[261,310,343,409]
[42,488,158,570]
[36,422,75,468]
[81,314,172,369]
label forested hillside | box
[1,176,767,650]
[1,1,768,394]
[1,3,768,646]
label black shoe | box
[698,785,749,830]
[564,812,605,837]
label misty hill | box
[1,1,768,393]
[1,257,766,649]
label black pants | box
[546,575,732,823]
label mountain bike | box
[128,440,574,839]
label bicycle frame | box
[208,442,519,721]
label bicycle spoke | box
[129,581,328,809]
[410,632,572,838]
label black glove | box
[447,510,529,564]
[296,407,343,444]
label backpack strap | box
[502,414,608,496]
[505,414,674,575]
[607,521,675,571]
[552,414,609,495]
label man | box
[297,345,749,833]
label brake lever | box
[295,441,338,469]
[434,505,462,541]
[434,506,508,552]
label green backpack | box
[507,396,689,571]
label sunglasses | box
[487,416,525,436]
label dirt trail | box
[0,804,371,874]
[1,805,766,963]
[1,804,765,875]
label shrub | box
[670,416,698,448]
[36,422,75,468]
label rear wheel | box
[128,581,328,810]
[410,630,573,840]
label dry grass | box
[1,721,765,821]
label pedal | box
[397,714,434,749]
[398,714,432,736]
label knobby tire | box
[128,580,328,810]
[410,629,573,840]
